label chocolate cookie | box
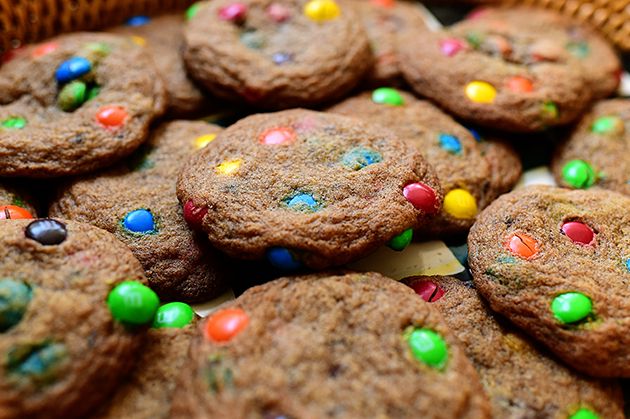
[468,186,630,377]
[183,0,371,109]
[329,88,521,237]
[95,302,197,419]
[176,109,443,269]
[552,99,630,197]
[403,275,625,418]
[0,32,166,177]
[0,219,153,418]
[171,272,491,418]
[111,14,212,117]
[50,121,229,302]
[0,182,37,219]
[398,8,620,132]
[351,0,428,87]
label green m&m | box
[388,228,413,251]
[551,292,592,324]
[541,101,559,119]
[0,279,32,332]
[561,160,596,189]
[406,328,448,369]
[591,115,623,135]
[57,81,87,112]
[107,281,159,325]
[372,87,404,106]
[152,302,195,328]
[1,117,26,129]
[569,408,599,419]
[186,2,201,20]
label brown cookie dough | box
[329,89,521,237]
[171,272,491,418]
[468,186,630,377]
[95,325,196,419]
[50,121,229,302]
[476,136,522,201]
[0,219,147,418]
[111,14,213,117]
[183,0,371,109]
[176,109,443,269]
[552,99,630,197]
[0,32,166,177]
[350,0,428,87]
[398,8,612,132]
[403,275,625,419]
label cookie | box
[171,272,491,418]
[183,0,371,109]
[468,186,630,377]
[0,219,155,418]
[0,182,37,219]
[351,0,428,87]
[95,302,197,419]
[0,32,166,177]
[552,99,630,197]
[176,109,443,269]
[398,8,620,132]
[111,14,213,117]
[403,275,625,418]
[329,88,521,237]
[50,121,229,302]
[476,134,522,196]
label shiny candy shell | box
[403,183,439,214]
[123,209,156,234]
[218,3,247,22]
[371,87,404,106]
[561,221,594,245]
[193,133,217,149]
[32,42,58,58]
[0,279,32,332]
[55,57,92,84]
[0,205,33,220]
[506,76,534,93]
[465,81,496,104]
[107,281,160,325]
[126,15,151,26]
[591,115,624,135]
[569,408,599,419]
[25,219,67,245]
[407,279,445,302]
[506,232,540,259]
[183,200,207,229]
[439,38,466,57]
[96,105,128,129]
[562,160,596,189]
[1,117,26,129]
[259,127,296,145]
[551,292,592,324]
[443,189,477,219]
[215,159,242,175]
[152,302,195,328]
[303,0,341,22]
[267,3,291,22]
[438,134,462,155]
[205,308,249,342]
[267,247,302,270]
[388,229,413,251]
[406,328,448,369]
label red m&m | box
[403,182,439,214]
[96,105,127,129]
[406,278,445,302]
[205,308,249,343]
[32,42,58,58]
[183,199,207,229]
[561,221,595,245]
[218,3,247,22]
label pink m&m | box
[218,3,247,22]
[259,127,296,145]
[267,3,290,22]
[440,38,466,57]
[403,182,439,214]
[561,221,595,245]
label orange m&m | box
[507,76,534,93]
[96,105,128,129]
[506,232,540,259]
[0,205,34,220]
[205,308,249,343]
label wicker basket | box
[0,0,627,54]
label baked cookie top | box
[0,32,165,177]
[468,186,630,377]
[177,109,442,269]
[171,272,491,418]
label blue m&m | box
[438,134,462,155]
[342,147,382,170]
[267,247,302,270]
[625,258,630,273]
[55,57,92,84]
[123,209,156,234]
[126,15,151,26]
[286,192,320,212]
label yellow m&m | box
[215,159,242,175]
[443,189,477,219]
[304,0,340,22]
[194,134,217,150]
[130,36,146,47]
[465,81,496,104]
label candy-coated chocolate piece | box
[215,159,242,175]
[205,308,249,342]
[1,117,26,129]
[272,52,292,65]
[562,160,596,189]
[591,115,623,134]
[443,189,477,219]
[152,302,195,328]
[126,15,151,27]
[372,87,404,106]
[388,228,413,251]
[183,200,207,229]
[0,205,33,220]
[406,328,448,369]
[130,35,146,47]
[55,57,92,84]
[342,147,382,170]
[303,0,341,22]
[542,101,559,119]
[438,133,462,155]
[551,292,592,324]
[57,81,87,112]
[219,3,247,22]
[403,183,439,214]
[626,258,630,273]
[561,221,594,245]
[566,41,590,58]
[439,38,466,57]
[259,127,296,145]
[506,232,539,259]
[25,219,67,245]
[186,2,201,20]
[0,279,31,332]
[406,279,445,302]
[465,81,496,104]
[122,209,156,234]
[267,3,291,22]
[32,42,58,58]
[86,85,101,101]
[569,408,599,419]
[194,134,217,149]
[286,192,319,212]
[7,342,67,379]
[107,281,160,325]
[266,247,302,270]
[96,105,128,128]
[507,76,534,93]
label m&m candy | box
[55,57,92,84]
[57,81,87,112]
[267,247,302,270]
[406,328,448,369]
[372,87,404,106]
[443,189,477,219]
[272,52,292,65]
[551,292,592,324]
[107,281,160,325]
[267,3,291,22]
[286,192,320,212]
[259,127,296,145]
[304,0,341,22]
[193,134,217,149]
[0,279,32,332]
[122,209,156,234]
[218,3,248,22]
[591,115,623,135]
[439,38,466,57]
[561,160,596,189]
[465,81,496,104]
[438,134,462,155]
[506,76,534,93]
[541,101,559,119]
[561,221,594,245]
[205,308,249,342]
[32,42,58,58]
[1,117,26,129]
[0,205,33,220]
[186,2,201,20]
[126,15,151,27]
[403,183,439,214]
[506,232,539,259]
[152,302,195,328]
[569,408,599,419]
[406,279,445,303]
[388,229,413,251]
[96,105,128,129]
[215,159,242,176]
[183,200,207,229]
[25,219,67,246]
[342,147,382,170]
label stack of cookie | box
[0,0,628,417]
